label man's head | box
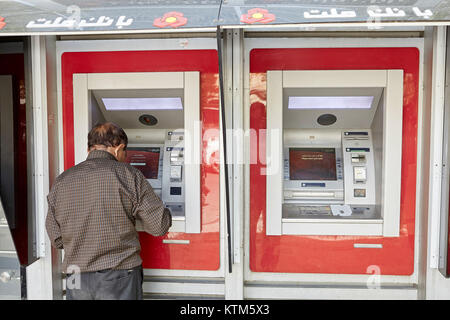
[88,122,128,162]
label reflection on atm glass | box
[289,148,337,181]
[126,147,161,179]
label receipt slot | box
[266,70,404,236]
[72,71,201,234]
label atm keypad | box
[170,187,182,196]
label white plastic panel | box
[87,72,184,90]
[266,71,283,236]
[73,74,89,165]
[382,69,404,237]
[283,87,383,130]
[283,70,387,88]
[282,219,383,236]
[184,71,201,234]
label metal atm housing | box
[266,70,404,237]
[125,130,186,225]
[72,71,201,234]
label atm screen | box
[289,148,337,181]
[126,147,161,179]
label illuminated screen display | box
[289,148,337,181]
[126,147,161,179]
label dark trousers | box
[66,265,143,300]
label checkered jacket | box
[45,150,172,273]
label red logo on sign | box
[0,17,6,30]
[153,12,188,28]
[240,8,276,24]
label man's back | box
[46,150,172,273]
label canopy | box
[0,1,449,35]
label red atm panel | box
[61,50,220,271]
[249,47,419,275]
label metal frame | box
[1,21,449,38]
[30,36,49,259]
[424,26,450,299]
[428,27,448,270]
[25,36,55,300]
[243,36,425,292]
[438,28,450,276]
[56,37,225,279]
[223,28,245,299]
[232,28,245,271]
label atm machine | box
[72,71,201,234]
[266,69,404,237]
[126,129,187,228]
[59,47,221,295]
[283,129,376,219]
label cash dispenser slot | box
[285,191,340,199]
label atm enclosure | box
[72,71,201,234]
[266,70,404,237]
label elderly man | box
[46,122,172,300]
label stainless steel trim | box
[162,239,190,244]
[0,250,17,255]
[354,243,383,249]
